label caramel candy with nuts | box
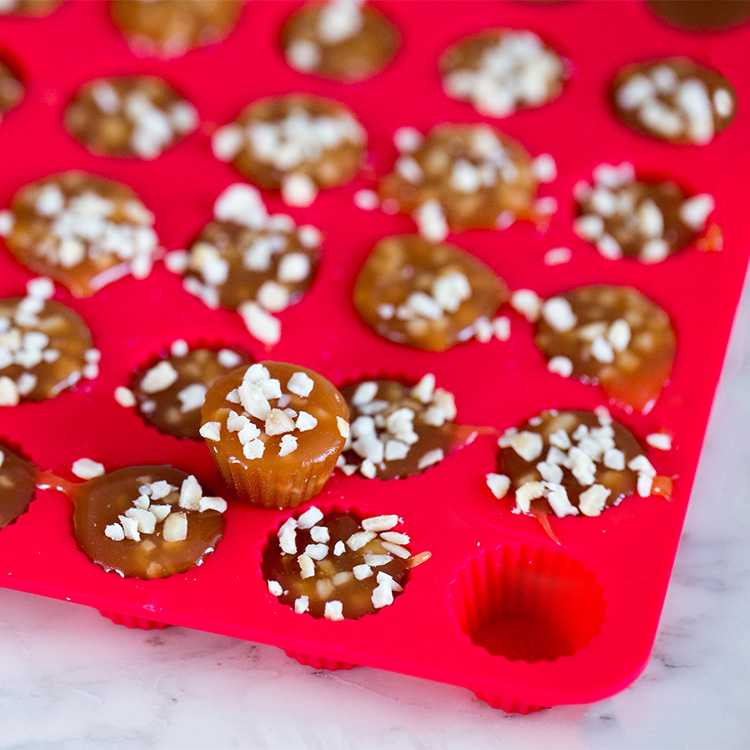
[65,76,198,159]
[440,30,567,118]
[0,441,37,528]
[354,235,508,351]
[379,124,539,240]
[647,0,750,31]
[201,362,349,509]
[183,186,320,313]
[573,163,715,263]
[0,293,95,405]
[2,172,159,297]
[0,62,23,118]
[338,376,460,480]
[493,409,652,518]
[263,508,413,620]
[0,0,62,15]
[72,466,226,579]
[611,58,736,145]
[111,0,242,57]
[535,285,676,412]
[129,343,252,440]
[281,0,399,81]
[212,95,366,207]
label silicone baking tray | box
[0,0,748,714]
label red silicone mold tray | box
[0,0,749,714]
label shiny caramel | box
[611,58,737,145]
[262,510,410,619]
[0,442,37,528]
[353,235,508,351]
[201,362,349,508]
[0,296,93,402]
[72,465,225,579]
[498,410,643,514]
[339,378,458,480]
[379,124,538,232]
[5,172,158,297]
[536,285,676,412]
[131,346,251,440]
[281,2,399,81]
[65,76,197,158]
[222,95,365,192]
[111,0,242,56]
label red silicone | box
[0,0,748,713]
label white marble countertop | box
[2,288,750,750]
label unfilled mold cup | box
[451,544,607,664]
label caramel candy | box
[183,185,320,322]
[0,62,23,117]
[573,163,715,263]
[129,343,251,440]
[491,408,655,518]
[65,76,198,159]
[0,0,62,15]
[72,465,226,579]
[647,0,750,31]
[281,0,399,81]
[0,286,96,405]
[262,508,413,620]
[201,362,349,509]
[440,30,567,118]
[338,376,458,479]
[611,58,736,145]
[354,235,508,351]
[535,285,676,413]
[111,0,242,57]
[212,95,366,207]
[0,441,37,528]
[379,124,539,240]
[1,172,159,297]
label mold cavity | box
[451,544,606,662]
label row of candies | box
[0,0,743,622]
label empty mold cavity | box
[451,544,606,662]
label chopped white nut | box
[508,431,544,462]
[178,474,203,510]
[371,581,394,609]
[295,411,318,431]
[486,473,511,499]
[294,595,310,614]
[71,458,105,480]
[278,434,298,456]
[336,416,350,438]
[105,523,125,541]
[199,421,222,442]
[268,580,283,596]
[646,432,672,451]
[579,484,611,517]
[114,386,136,407]
[362,514,399,532]
[298,554,315,579]
[199,496,227,513]
[324,600,344,621]
[287,371,314,398]
[352,563,373,580]
[140,361,179,394]
[547,356,573,378]
[297,506,324,529]
[162,512,188,542]
[417,448,444,470]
